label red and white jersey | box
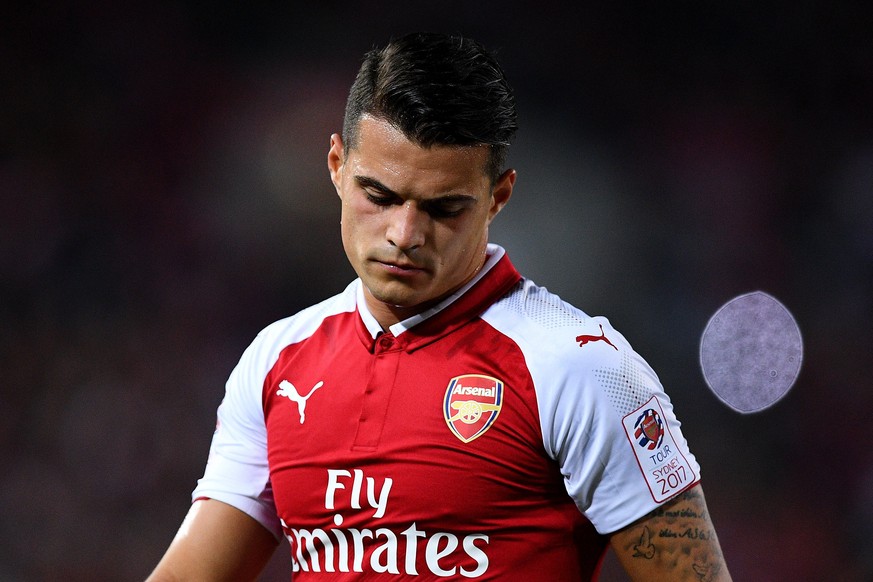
[194,244,700,580]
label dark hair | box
[342,32,518,182]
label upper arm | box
[146,498,279,582]
[609,484,732,582]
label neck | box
[365,264,487,332]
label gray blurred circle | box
[700,291,803,413]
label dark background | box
[2,2,872,580]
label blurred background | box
[2,1,872,580]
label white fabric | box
[481,279,699,534]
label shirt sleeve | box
[536,317,701,535]
[192,333,283,540]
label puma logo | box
[576,324,618,350]
[277,380,324,424]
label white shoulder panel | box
[482,279,700,534]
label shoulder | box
[237,281,359,374]
[483,278,627,364]
[255,281,358,346]
[482,277,668,444]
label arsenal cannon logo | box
[443,374,504,443]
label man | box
[148,32,731,581]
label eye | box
[426,203,466,218]
[365,191,395,206]
[424,197,473,219]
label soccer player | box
[147,32,732,581]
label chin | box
[367,285,419,307]
[380,292,425,309]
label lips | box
[380,261,425,272]
[371,257,428,275]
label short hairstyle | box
[342,32,518,182]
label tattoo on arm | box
[615,486,730,581]
[632,526,655,559]
[692,563,717,582]
[630,524,717,581]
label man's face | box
[328,115,515,327]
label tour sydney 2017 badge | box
[443,374,503,443]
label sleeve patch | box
[621,396,696,502]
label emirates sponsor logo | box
[281,468,490,577]
[443,374,503,443]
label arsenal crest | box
[633,408,665,450]
[443,374,503,443]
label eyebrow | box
[354,175,397,196]
[353,175,478,203]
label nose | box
[386,201,427,251]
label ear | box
[327,133,345,196]
[487,168,516,222]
